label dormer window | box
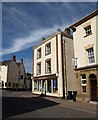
[37,48,41,59]
[45,42,51,55]
[84,25,92,37]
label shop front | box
[33,74,58,97]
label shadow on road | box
[2,96,59,119]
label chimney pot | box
[64,28,71,35]
[21,59,23,64]
[12,55,16,61]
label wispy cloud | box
[2,2,96,57]
[1,24,69,56]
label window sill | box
[37,73,41,75]
[84,33,92,38]
[45,72,51,74]
[45,53,51,56]
[37,57,41,59]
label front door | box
[90,79,97,101]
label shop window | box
[34,80,37,91]
[45,42,51,55]
[84,25,92,37]
[37,48,41,59]
[42,80,45,92]
[47,80,51,93]
[45,59,51,74]
[38,80,41,91]
[86,47,95,64]
[53,79,58,93]
[37,62,41,75]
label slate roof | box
[0,60,12,65]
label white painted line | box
[60,104,97,115]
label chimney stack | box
[21,59,23,64]
[64,28,71,35]
[12,55,16,61]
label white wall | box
[73,16,97,68]
[96,15,98,64]
[34,36,57,76]
[0,65,8,88]
[57,33,63,97]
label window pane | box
[46,59,51,73]
[82,86,86,92]
[84,25,92,36]
[37,48,41,59]
[45,43,51,55]
[37,63,41,75]
[87,47,95,64]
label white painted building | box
[32,28,76,98]
[0,65,8,88]
[69,10,98,101]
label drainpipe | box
[62,36,67,98]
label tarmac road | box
[1,90,97,119]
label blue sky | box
[2,2,97,73]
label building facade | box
[0,55,26,89]
[32,29,76,98]
[69,10,98,101]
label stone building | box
[0,55,26,89]
[69,10,98,101]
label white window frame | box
[81,74,87,93]
[86,47,95,64]
[37,62,41,75]
[37,48,41,59]
[45,42,51,55]
[46,59,51,74]
[84,25,92,37]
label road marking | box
[59,104,97,115]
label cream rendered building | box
[0,65,8,88]
[32,28,76,98]
[69,10,98,101]
[0,55,26,89]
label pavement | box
[19,91,97,114]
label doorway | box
[89,74,97,101]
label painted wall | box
[96,15,98,64]
[0,65,8,88]
[65,37,76,91]
[73,16,97,68]
[34,36,57,76]
[57,33,63,97]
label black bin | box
[67,91,73,100]
[73,91,77,102]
